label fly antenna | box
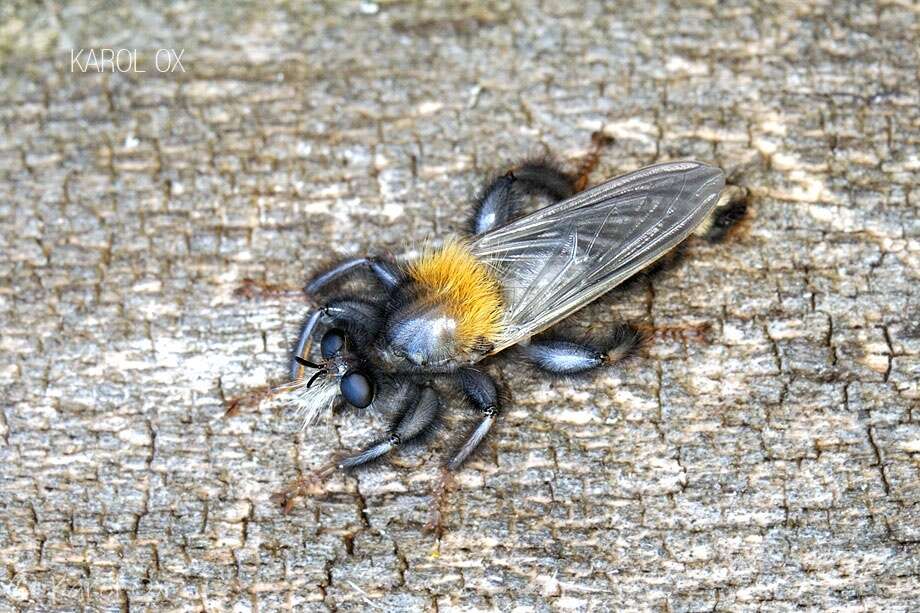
[306,369,327,388]
[294,356,322,369]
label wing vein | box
[471,161,725,354]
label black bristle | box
[513,158,576,202]
[601,323,646,364]
[704,198,748,243]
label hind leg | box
[444,368,502,469]
[471,161,576,235]
[621,184,750,291]
[613,184,749,344]
[520,324,645,376]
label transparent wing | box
[470,161,725,354]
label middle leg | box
[445,367,502,470]
[427,367,503,532]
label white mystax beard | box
[274,376,339,430]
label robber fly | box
[274,159,744,495]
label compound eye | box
[320,328,347,359]
[340,371,374,408]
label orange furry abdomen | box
[406,240,505,349]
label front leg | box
[227,298,383,414]
[290,298,384,379]
[272,382,443,512]
[341,384,441,467]
[305,256,402,294]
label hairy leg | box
[445,368,502,470]
[618,184,751,294]
[290,298,384,379]
[226,296,386,414]
[520,324,644,376]
[423,368,502,533]
[305,256,402,294]
[471,160,576,235]
[693,184,750,243]
[271,382,442,512]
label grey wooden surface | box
[1,1,918,611]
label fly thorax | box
[385,302,460,367]
[398,239,505,366]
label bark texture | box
[1,1,918,611]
